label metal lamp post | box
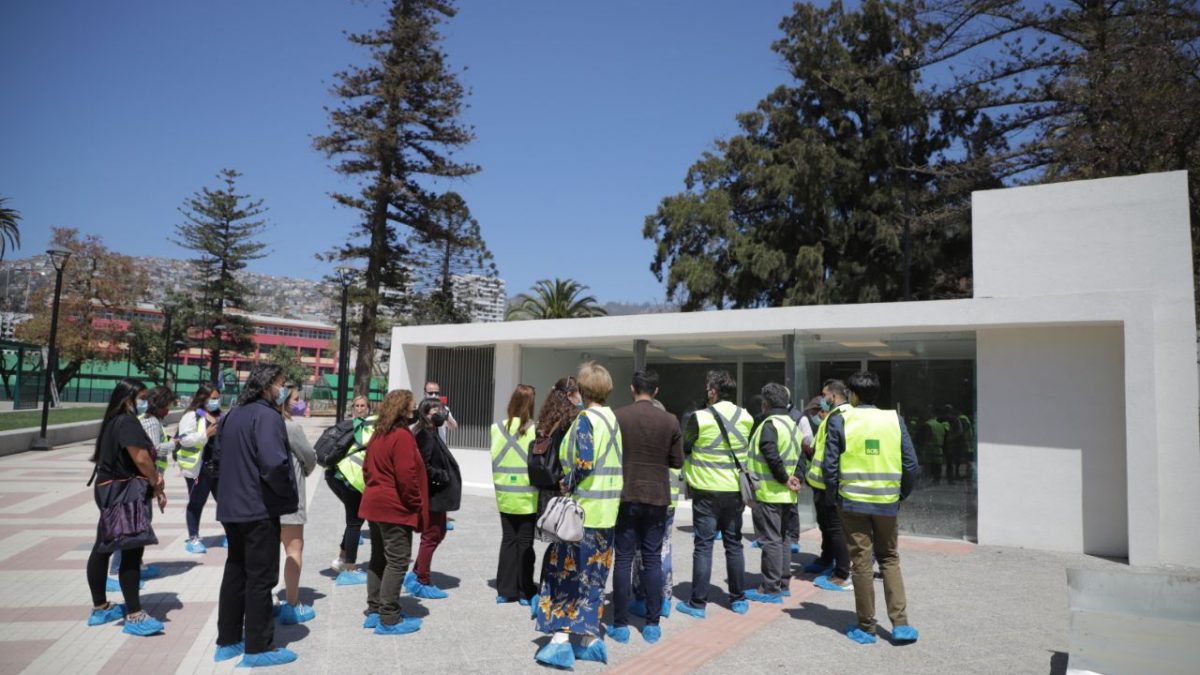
[171,339,187,386]
[335,267,354,421]
[31,248,72,451]
[124,331,135,378]
[211,323,225,388]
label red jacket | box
[358,427,428,530]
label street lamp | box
[124,331,135,378]
[211,323,225,388]
[335,266,355,421]
[31,247,72,451]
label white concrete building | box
[389,171,1199,568]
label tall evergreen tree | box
[172,168,268,385]
[410,192,497,324]
[315,0,478,395]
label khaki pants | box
[838,507,908,633]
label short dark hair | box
[632,370,659,395]
[145,385,175,412]
[705,369,737,401]
[822,378,849,401]
[238,364,284,406]
[846,371,880,404]
[760,382,790,409]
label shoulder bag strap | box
[708,405,746,472]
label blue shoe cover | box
[374,618,421,635]
[802,560,832,574]
[661,597,672,617]
[88,603,125,626]
[362,613,379,629]
[278,602,315,625]
[122,616,164,636]
[628,598,648,618]
[534,642,575,669]
[106,577,145,592]
[608,625,630,643]
[731,599,750,614]
[237,648,298,667]
[892,625,919,643]
[790,543,801,554]
[214,641,245,662]
[675,601,706,619]
[358,533,366,545]
[185,539,207,554]
[750,539,761,548]
[140,565,160,580]
[529,594,539,619]
[643,624,662,644]
[845,626,877,645]
[519,597,532,607]
[335,570,368,586]
[496,595,513,604]
[745,590,783,604]
[814,575,853,592]
[403,571,418,593]
[446,521,455,531]
[218,536,228,548]
[714,531,723,541]
[411,582,448,599]
[572,639,608,664]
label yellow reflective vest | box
[838,408,903,506]
[748,414,801,504]
[490,417,538,515]
[139,413,170,473]
[684,401,753,493]
[176,410,207,477]
[806,402,852,490]
[561,407,623,529]
[669,468,683,508]
[336,415,376,493]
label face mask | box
[275,386,289,407]
[810,414,823,430]
[431,411,449,427]
[206,400,221,412]
[819,397,831,413]
[290,402,306,416]
[136,400,148,415]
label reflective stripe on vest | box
[336,416,376,492]
[176,411,206,474]
[669,469,683,508]
[490,418,538,515]
[838,408,903,506]
[561,407,623,529]
[805,403,851,489]
[140,413,169,473]
[748,415,801,504]
[684,401,753,492]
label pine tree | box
[172,168,268,385]
[314,0,478,395]
[410,192,497,324]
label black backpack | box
[527,433,564,490]
[315,420,358,468]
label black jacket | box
[415,426,462,513]
[215,398,298,523]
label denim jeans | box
[688,489,746,607]
[612,502,668,626]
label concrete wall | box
[0,410,185,458]
[977,327,1127,557]
[519,348,635,409]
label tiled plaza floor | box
[0,418,1145,673]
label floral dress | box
[534,413,615,636]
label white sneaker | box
[331,557,352,574]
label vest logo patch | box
[866,439,880,455]
[509,475,517,482]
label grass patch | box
[0,407,107,432]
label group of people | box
[82,358,922,669]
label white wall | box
[977,326,1127,557]
[519,348,635,409]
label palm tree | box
[0,196,20,261]
[506,278,608,320]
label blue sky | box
[1,0,798,304]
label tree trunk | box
[354,175,392,397]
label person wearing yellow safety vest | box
[917,407,948,485]
[677,369,754,620]
[490,385,539,605]
[610,370,684,645]
[745,383,802,604]
[533,363,623,670]
[176,384,222,555]
[325,395,374,585]
[802,379,855,591]
[823,370,920,646]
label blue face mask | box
[206,399,220,412]
[136,400,148,415]
[275,386,289,407]
[819,397,832,413]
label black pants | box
[87,542,144,613]
[218,517,281,654]
[613,502,668,626]
[689,489,746,607]
[184,474,214,540]
[325,470,363,563]
[496,512,538,600]
[812,488,851,579]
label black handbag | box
[93,476,158,553]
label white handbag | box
[537,495,585,543]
